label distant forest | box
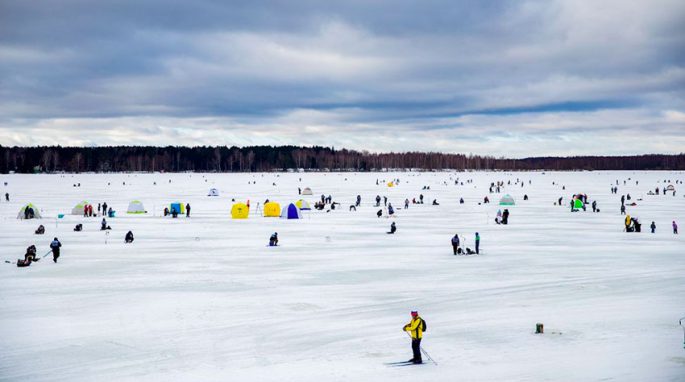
[1,146,684,173]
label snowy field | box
[1,171,684,382]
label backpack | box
[421,318,427,332]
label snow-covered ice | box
[1,171,684,381]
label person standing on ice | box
[451,234,460,255]
[650,221,656,233]
[475,232,480,254]
[50,237,61,263]
[620,204,626,215]
[185,203,191,217]
[673,221,678,234]
[403,311,425,364]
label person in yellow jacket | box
[403,311,425,364]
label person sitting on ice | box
[376,209,383,218]
[269,232,279,246]
[17,245,39,267]
[74,223,83,232]
[388,203,395,216]
[100,218,111,230]
[459,198,464,204]
[495,210,503,224]
[35,225,45,235]
[484,196,489,204]
[432,199,439,205]
[125,231,134,244]
[387,222,396,234]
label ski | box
[384,360,414,365]
[387,362,425,367]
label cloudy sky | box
[1,0,684,157]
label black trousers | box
[411,338,422,362]
[52,250,60,262]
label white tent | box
[127,200,146,214]
[71,200,91,215]
[499,194,515,205]
[302,187,313,195]
[208,188,220,196]
[17,203,42,219]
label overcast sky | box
[1,0,684,157]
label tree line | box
[1,145,683,173]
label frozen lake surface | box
[1,171,684,381]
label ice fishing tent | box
[281,203,302,219]
[208,188,220,196]
[264,202,281,217]
[170,203,185,215]
[295,199,311,210]
[573,199,584,209]
[499,194,515,205]
[17,203,42,219]
[127,200,146,214]
[302,187,313,195]
[387,182,394,187]
[231,203,249,219]
[71,201,91,215]
[666,185,675,191]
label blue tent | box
[280,203,302,219]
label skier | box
[674,221,678,234]
[50,237,62,263]
[125,231,134,243]
[388,222,396,234]
[475,232,480,254]
[451,234,460,255]
[403,311,425,364]
[650,221,656,233]
[269,232,279,246]
[186,203,191,217]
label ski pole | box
[405,331,438,365]
[680,317,685,349]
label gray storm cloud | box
[0,0,683,156]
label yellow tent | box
[387,182,394,187]
[231,203,249,219]
[264,202,281,217]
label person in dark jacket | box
[650,221,656,233]
[376,209,383,218]
[502,209,510,225]
[35,225,45,235]
[475,232,480,254]
[17,245,39,267]
[451,234,460,255]
[388,204,395,216]
[125,231,134,243]
[269,232,279,246]
[101,218,108,230]
[186,203,191,217]
[387,222,396,234]
[50,237,61,263]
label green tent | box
[573,199,584,209]
[499,194,515,206]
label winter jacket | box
[404,317,424,339]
